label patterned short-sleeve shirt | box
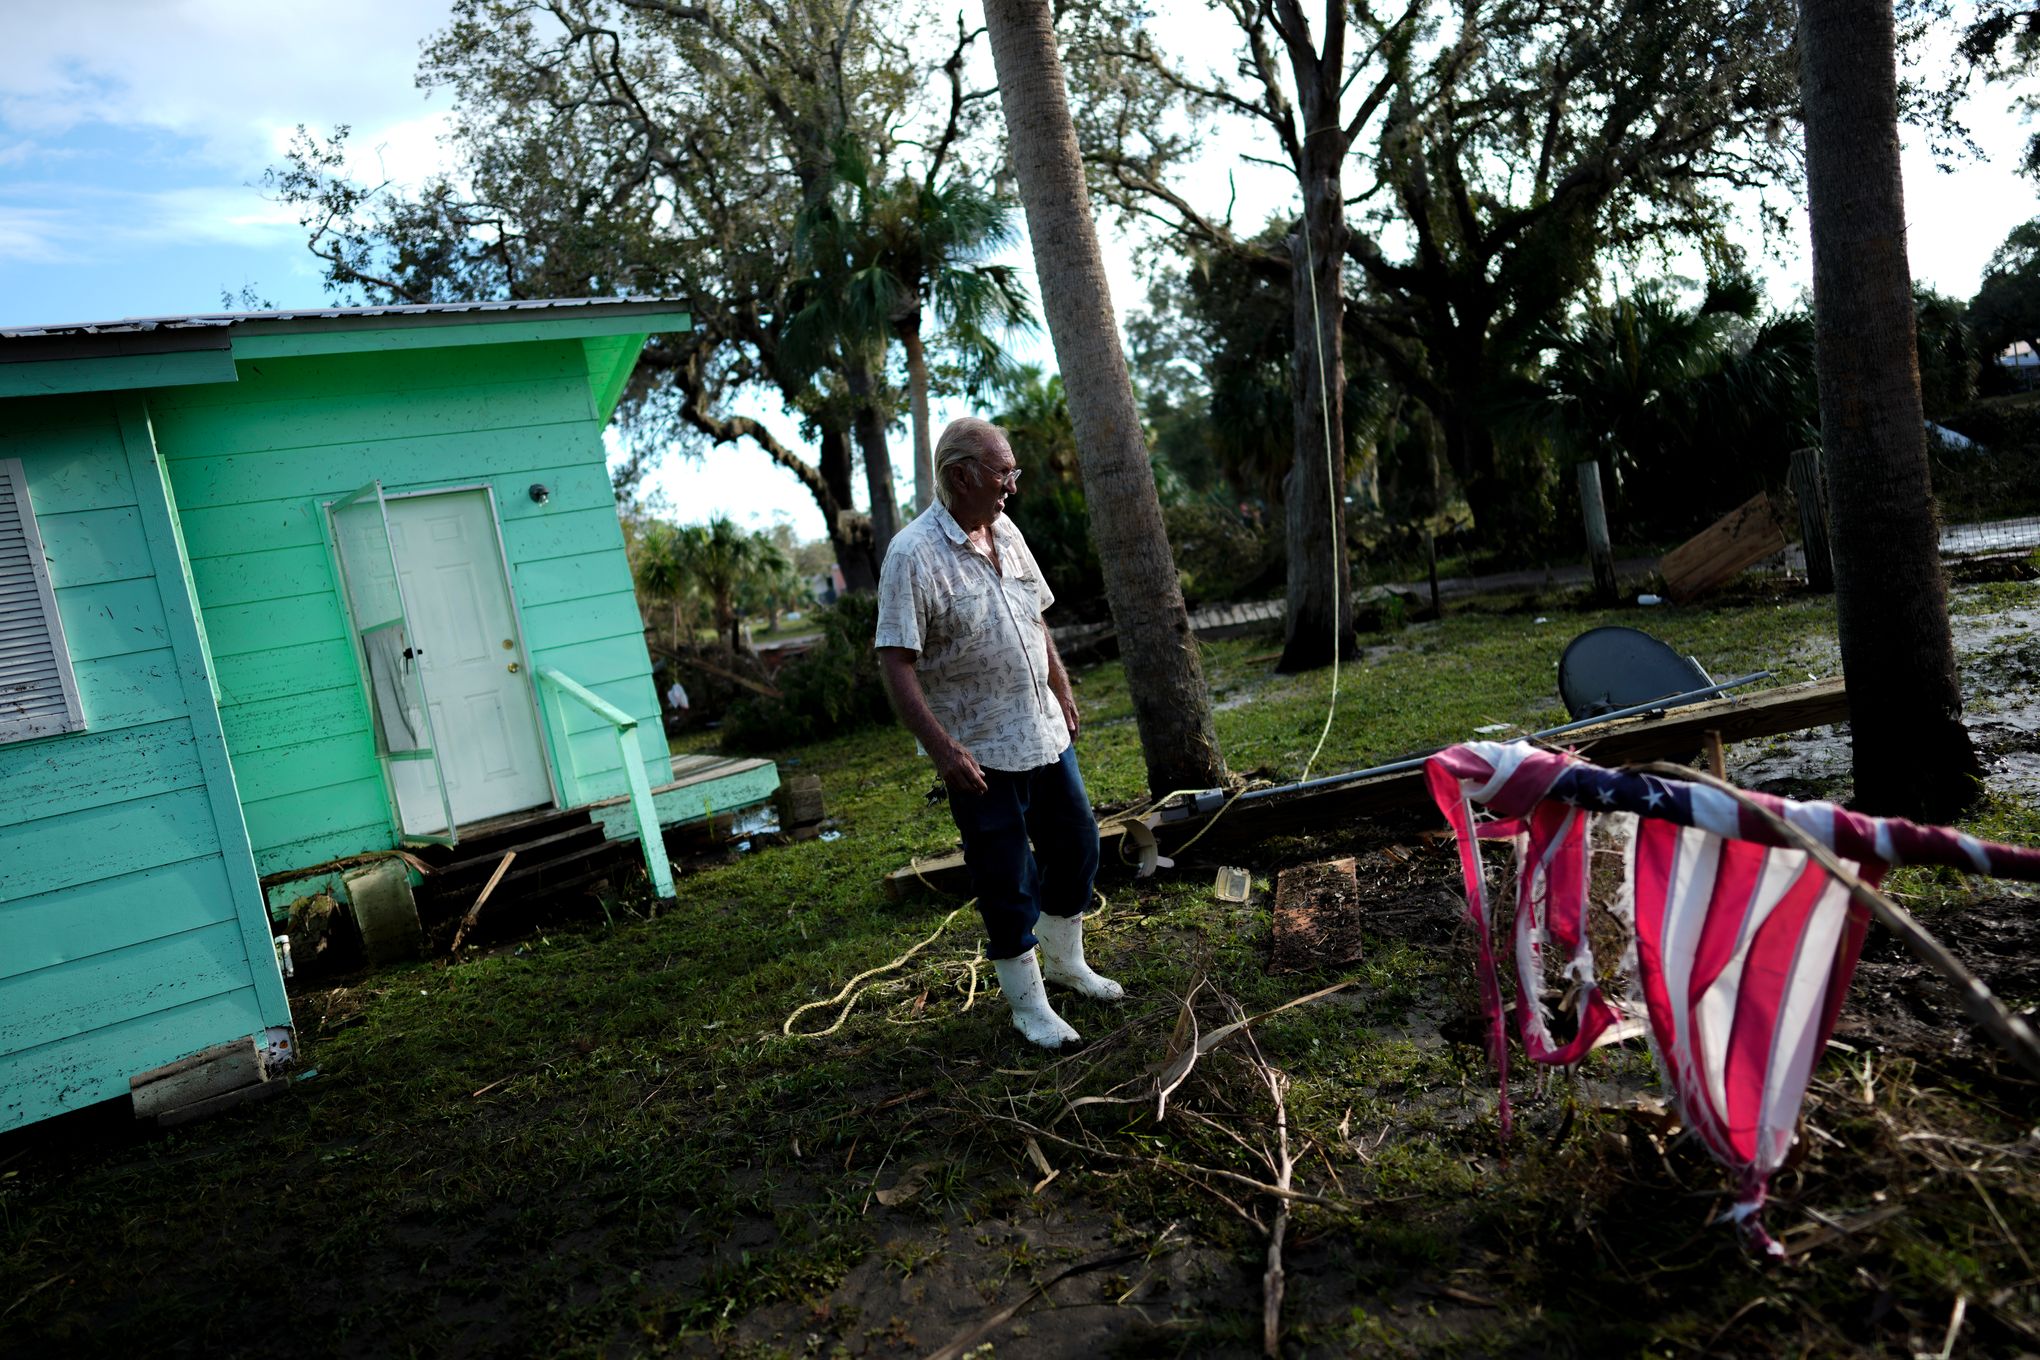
[873,503,1069,773]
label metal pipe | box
[1158,669,1775,820]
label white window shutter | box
[0,457,85,743]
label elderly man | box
[874,417,1122,1049]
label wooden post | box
[1788,446,1834,592]
[1578,460,1618,602]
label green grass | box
[4,581,2038,1357]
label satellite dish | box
[1558,626,1712,720]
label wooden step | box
[426,823,607,893]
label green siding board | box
[173,499,325,555]
[149,380,591,461]
[256,823,393,883]
[523,634,652,689]
[229,731,377,805]
[229,316,683,364]
[0,348,238,401]
[0,919,252,1054]
[167,422,596,512]
[72,648,186,731]
[151,343,582,411]
[521,594,646,652]
[116,397,290,1026]
[53,576,170,662]
[219,684,366,755]
[188,544,334,607]
[35,506,152,588]
[0,856,236,982]
[549,676,657,735]
[0,717,203,826]
[209,639,356,708]
[0,988,267,1133]
[239,777,386,857]
[500,505,628,563]
[490,458,615,519]
[5,422,135,516]
[0,786,223,902]
[510,548,633,608]
[199,592,345,660]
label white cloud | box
[0,1,456,169]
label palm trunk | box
[818,421,878,592]
[845,351,899,560]
[900,318,936,515]
[984,0,1226,795]
[1799,0,1980,818]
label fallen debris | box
[1660,491,1791,602]
[1269,858,1364,974]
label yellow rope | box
[782,906,971,1038]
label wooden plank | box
[1270,858,1363,974]
[129,1035,264,1121]
[588,760,781,840]
[34,506,152,589]
[226,730,377,805]
[521,593,646,654]
[0,716,204,825]
[198,591,347,660]
[239,776,388,863]
[1660,492,1789,602]
[0,786,223,902]
[0,420,136,516]
[491,459,616,519]
[0,919,255,1054]
[256,821,395,890]
[885,679,1852,900]
[230,314,683,363]
[173,498,327,556]
[119,396,293,1028]
[0,348,238,401]
[53,576,171,661]
[499,504,628,564]
[164,421,595,511]
[509,547,635,609]
[0,856,238,981]
[148,378,589,462]
[0,988,267,1134]
[188,544,336,607]
[70,648,187,732]
[151,341,582,412]
[219,684,367,755]
[210,638,356,707]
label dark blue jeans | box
[948,744,1101,960]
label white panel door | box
[385,491,551,828]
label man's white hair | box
[934,417,1008,510]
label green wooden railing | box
[535,668,675,900]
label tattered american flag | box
[1425,739,2040,1253]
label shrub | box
[720,594,894,753]
[1165,500,1282,603]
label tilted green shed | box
[0,298,732,1133]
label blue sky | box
[4,3,2038,541]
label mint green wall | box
[0,396,290,1133]
[156,338,671,879]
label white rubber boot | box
[992,951,1081,1049]
[1034,913,1125,1001]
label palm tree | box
[870,175,1035,513]
[1800,0,1981,818]
[630,519,708,653]
[982,0,1227,795]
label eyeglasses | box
[981,463,1023,491]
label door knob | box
[507,662,521,674]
